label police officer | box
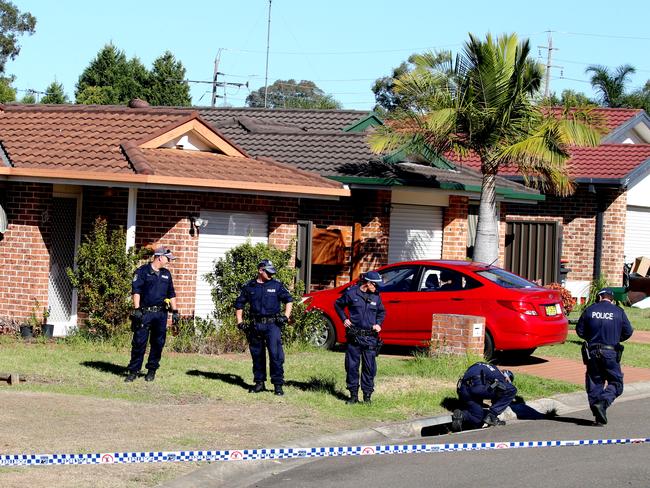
[576,287,633,425]
[235,259,293,396]
[334,271,385,404]
[125,247,180,382]
[451,362,517,432]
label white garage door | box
[625,206,650,263]
[388,204,443,263]
[194,211,268,319]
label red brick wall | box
[442,195,469,260]
[431,314,485,356]
[504,186,626,285]
[0,183,52,321]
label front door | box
[48,195,81,335]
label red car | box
[303,260,568,359]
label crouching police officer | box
[235,259,293,396]
[451,362,517,432]
[576,287,633,425]
[334,271,385,404]
[125,247,180,382]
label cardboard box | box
[632,256,650,277]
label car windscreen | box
[475,268,538,289]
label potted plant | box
[20,299,46,339]
[42,306,54,339]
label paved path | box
[505,355,650,385]
[629,329,650,344]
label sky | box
[7,0,650,110]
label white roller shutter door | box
[388,204,443,263]
[625,206,650,262]
[194,211,268,319]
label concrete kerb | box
[161,380,650,488]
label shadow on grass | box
[493,355,549,367]
[286,376,349,401]
[81,360,126,376]
[186,370,250,391]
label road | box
[238,398,650,488]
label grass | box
[0,336,579,421]
[569,305,650,331]
[539,331,650,368]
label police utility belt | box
[253,315,278,324]
[458,375,484,388]
[142,305,166,313]
[348,327,377,336]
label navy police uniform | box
[235,277,293,387]
[334,283,385,398]
[576,289,633,423]
[127,262,176,374]
[454,362,517,429]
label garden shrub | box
[67,217,147,339]
[544,282,577,314]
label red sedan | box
[303,260,568,359]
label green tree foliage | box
[246,79,342,109]
[19,90,34,103]
[370,33,601,264]
[146,51,191,106]
[542,89,595,108]
[75,44,150,104]
[586,64,636,108]
[0,1,36,75]
[41,81,68,104]
[204,241,321,351]
[67,218,147,338]
[0,76,14,102]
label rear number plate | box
[545,304,561,316]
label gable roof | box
[199,107,540,200]
[0,104,348,198]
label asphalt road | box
[240,398,650,488]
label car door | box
[376,265,422,344]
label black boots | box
[249,381,266,393]
[274,384,284,396]
[346,390,359,404]
[144,370,156,382]
[483,412,506,427]
[451,409,464,432]
[363,392,372,404]
[592,401,608,425]
[124,372,137,383]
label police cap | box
[258,259,277,275]
[362,271,383,284]
[597,287,614,299]
[502,369,515,383]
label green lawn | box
[569,305,650,331]
[539,331,650,369]
[0,337,579,421]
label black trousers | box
[127,311,168,372]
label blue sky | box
[7,0,650,110]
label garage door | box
[194,211,268,319]
[388,204,443,263]
[625,206,650,263]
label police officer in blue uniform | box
[576,287,633,425]
[451,362,517,432]
[334,271,385,404]
[125,247,180,382]
[235,259,293,396]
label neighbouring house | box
[198,107,543,293]
[0,103,348,335]
[452,108,650,300]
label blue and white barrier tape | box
[1,437,648,467]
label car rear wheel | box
[309,313,336,350]
[483,331,495,361]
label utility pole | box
[211,49,223,107]
[263,0,272,108]
[538,31,561,99]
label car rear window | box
[475,268,538,289]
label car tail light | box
[497,300,539,316]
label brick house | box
[0,103,348,335]
[451,108,650,299]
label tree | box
[586,64,636,108]
[372,60,413,114]
[369,33,601,264]
[146,51,191,106]
[0,76,14,102]
[41,80,68,104]
[246,79,341,109]
[542,89,595,108]
[0,1,36,75]
[19,91,34,103]
[75,44,149,104]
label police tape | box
[1,437,648,467]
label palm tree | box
[586,64,636,108]
[369,33,601,265]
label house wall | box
[0,182,52,321]
[504,186,626,287]
[442,195,469,260]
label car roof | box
[382,260,493,271]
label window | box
[378,266,418,292]
[419,267,482,292]
[476,268,537,289]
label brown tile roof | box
[546,107,642,133]
[0,104,348,196]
